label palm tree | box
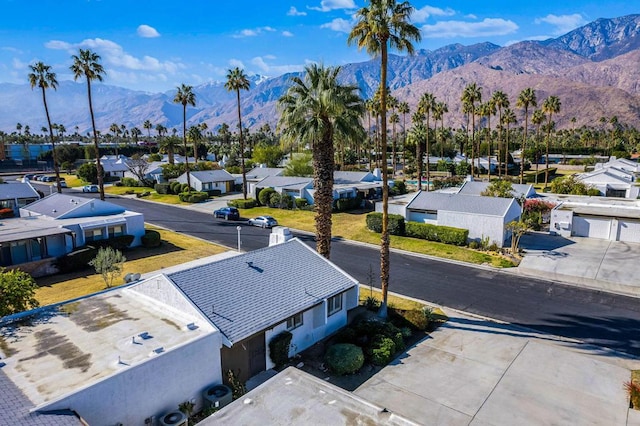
[187,125,203,163]
[516,87,537,184]
[419,92,436,190]
[433,101,448,158]
[28,62,62,193]
[501,108,517,175]
[159,136,179,165]
[225,67,251,199]
[143,120,153,140]
[57,124,66,142]
[173,84,196,190]
[397,101,409,170]
[542,95,561,189]
[483,99,496,177]
[491,91,509,176]
[109,122,121,155]
[532,109,545,184]
[348,0,420,319]
[71,49,106,200]
[461,83,482,177]
[389,112,399,175]
[277,63,364,259]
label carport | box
[551,202,640,243]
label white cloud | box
[233,26,277,38]
[282,30,294,37]
[535,14,587,35]
[287,6,306,16]
[309,0,356,12]
[320,17,353,33]
[421,18,518,38]
[12,58,27,70]
[1,46,23,54]
[44,40,73,50]
[229,59,245,69]
[137,24,160,38]
[412,5,456,23]
[250,56,305,75]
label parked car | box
[59,179,68,188]
[23,174,35,181]
[247,215,278,228]
[82,184,99,193]
[213,207,240,220]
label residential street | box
[95,194,640,357]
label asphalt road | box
[57,191,640,357]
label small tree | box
[506,220,532,254]
[77,162,99,184]
[125,154,152,187]
[89,247,126,288]
[481,179,515,198]
[0,268,40,317]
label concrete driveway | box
[355,311,640,426]
[517,233,640,297]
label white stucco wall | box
[550,208,573,237]
[438,211,506,247]
[41,332,223,426]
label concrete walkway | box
[355,310,640,426]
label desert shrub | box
[332,327,358,345]
[468,240,479,249]
[325,343,364,375]
[179,191,209,203]
[141,229,161,248]
[269,192,281,207]
[169,181,182,195]
[487,242,499,252]
[258,188,276,206]
[121,177,138,187]
[91,235,135,251]
[625,380,640,409]
[365,213,405,235]
[228,198,257,209]
[279,193,294,209]
[295,198,309,209]
[268,331,292,368]
[363,296,380,311]
[56,246,98,273]
[368,335,396,366]
[154,183,171,194]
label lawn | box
[35,226,228,306]
[104,185,189,205]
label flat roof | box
[0,284,214,407]
[558,204,640,219]
[204,367,418,425]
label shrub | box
[141,229,162,248]
[365,213,405,235]
[391,180,407,195]
[56,246,98,273]
[170,181,182,195]
[363,296,380,311]
[269,192,281,207]
[91,235,135,251]
[0,208,14,219]
[368,335,396,366]
[205,189,222,197]
[324,343,364,375]
[179,191,209,203]
[468,241,479,249]
[155,183,171,194]
[258,187,276,206]
[334,196,362,212]
[394,309,430,331]
[405,222,468,246]
[268,331,292,368]
[280,193,294,209]
[295,198,309,209]
[625,380,640,409]
[332,327,358,345]
[228,198,257,209]
[179,183,191,193]
[121,177,138,187]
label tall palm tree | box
[461,83,481,177]
[516,87,537,184]
[349,0,420,319]
[28,62,62,193]
[433,101,448,158]
[70,49,106,200]
[143,120,153,140]
[532,109,545,184]
[277,64,364,259]
[187,125,203,164]
[159,136,179,165]
[109,122,121,155]
[173,84,196,190]
[397,101,409,170]
[483,99,496,177]
[225,67,251,199]
[501,108,517,176]
[542,95,561,189]
[389,112,399,175]
[419,92,436,190]
[491,91,509,176]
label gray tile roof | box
[457,181,535,199]
[167,238,359,343]
[21,193,124,219]
[189,170,235,183]
[407,191,517,217]
[255,176,313,189]
[333,171,374,184]
[245,167,285,179]
[0,182,40,200]
[0,369,81,426]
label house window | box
[84,228,104,242]
[108,225,124,238]
[286,313,303,330]
[327,294,342,317]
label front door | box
[247,332,266,378]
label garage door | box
[618,219,640,243]
[572,216,611,239]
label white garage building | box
[550,196,640,243]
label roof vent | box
[203,384,233,410]
[159,410,187,426]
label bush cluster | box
[365,213,405,235]
[324,343,364,375]
[121,177,139,187]
[295,198,309,209]
[404,222,468,246]
[178,191,209,203]
[268,331,292,368]
[228,198,257,209]
[90,235,135,251]
[56,246,98,273]
[141,229,162,248]
[334,196,362,212]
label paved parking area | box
[517,233,640,297]
[355,311,640,426]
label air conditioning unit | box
[203,384,233,409]
[159,410,187,426]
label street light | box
[236,226,242,252]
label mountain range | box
[1,13,639,135]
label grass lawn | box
[240,206,513,268]
[35,225,228,306]
[358,285,448,321]
[104,185,190,205]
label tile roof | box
[333,171,373,184]
[255,176,313,189]
[245,167,285,179]
[167,238,359,343]
[457,181,535,199]
[0,182,40,200]
[407,191,517,217]
[189,170,235,182]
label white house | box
[99,155,130,179]
[404,191,522,247]
[549,195,640,243]
[176,170,235,193]
[594,157,640,174]
[575,167,639,199]
[244,166,285,194]
[0,181,40,217]
[457,178,537,199]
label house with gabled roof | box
[176,169,235,193]
[0,181,40,217]
[594,157,640,174]
[575,167,639,198]
[457,178,537,199]
[403,191,521,247]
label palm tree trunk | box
[183,106,191,190]
[379,43,390,320]
[314,128,334,259]
[42,87,61,193]
[237,90,247,199]
[87,79,104,201]
[426,115,430,191]
[521,112,527,184]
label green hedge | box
[295,198,308,209]
[324,343,364,375]
[178,191,209,203]
[334,196,362,212]
[365,213,405,235]
[228,198,257,209]
[141,229,162,248]
[90,235,135,251]
[56,246,98,273]
[258,188,276,206]
[404,222,468,246]
[121,177,138,187]
[155,183,171,194]
[205,189,222,197]
[268,331,292,368]
[170,181,182,194]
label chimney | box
[269,226,293,246]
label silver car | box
[247,215,278,228]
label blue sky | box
[0,0,636,93]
